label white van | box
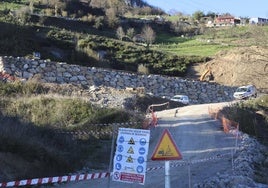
[233,85,257,100]
[170,95,190,105]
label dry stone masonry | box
[195,134,268,188]
[0,56,236,104]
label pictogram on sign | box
[127,146,134,154]
[151,129,182,161]
[128,137,135,145]
[126,156,134,163]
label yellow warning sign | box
[126,156,134,163]
[127,146,134,154]
[151,129,182,161]
[128,137,135,145]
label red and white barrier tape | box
[0,172,109,187]
[0,153,232,187]
[147,153,231,170]
[146,166,165,172]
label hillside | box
[0,1,268,186]
[186,46,268,93]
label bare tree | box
[141,25,156,49]
[15,6,31,24]
[90,0,107,8]
[29,0,34,14]
[126,28,135,41]
[116,26,125,40]
[47,0,65,16]
[192,10,204,22]
[106,8,119,28]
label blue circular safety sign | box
[136,165,144,173]
[137,156,145,164]
[115,163,122,170]
[118,145,124,153]
[119,136,124,143]
[139,147,146,155]
[139,138,146,146]
[116,154,123,161]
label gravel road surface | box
[55,102,238,188]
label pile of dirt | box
[187,46,268,93]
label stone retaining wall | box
[0,56,236,104]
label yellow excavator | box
[199,66,213,81]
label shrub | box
[0,113,94,180]
[220,95,268,143]
[0,79,144,180]
[137,64,149,74]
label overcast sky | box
[145,0,268,18]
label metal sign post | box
[165,161,170,188]
[107,123,118,188]
[188,161,191,188]
[151,129,183,188]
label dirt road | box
[56,102,238,188]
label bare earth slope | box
[187,46,268,93]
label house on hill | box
[249,17,268,25]
[214,15,241,26]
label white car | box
[233,85,257,100]
[170,95,190,105]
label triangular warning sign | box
[127,146,134,154]
[128,137,135,145]
[151,129,182,161]
[126,156,133,163]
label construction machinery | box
[199,66,213,81]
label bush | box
[220,95,268,143]
[0,113,95,180]
[137,64,149,74]
[0,81,143,180]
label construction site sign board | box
[112,128,150,185]
[151,129,182,161]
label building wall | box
[0,56,236,104]
[249,17,268,24]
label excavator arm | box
[199,67,212,81]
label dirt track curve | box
[54,102,238,188]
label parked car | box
[170,95,190,105]
[233,85,257,100]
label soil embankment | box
[187,46,268,93]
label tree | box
[15,6,31,24]
[29,0,34,14]
[116,26,125,40]
[192,10,204,22]
[126,28,135,40]
[107,0,127,16]
[90,0,107,8]
[94,16,104,29]
[206,11,217,19]
[106,8,119,28]
[46,0,65,16]
[141,25,155,49]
